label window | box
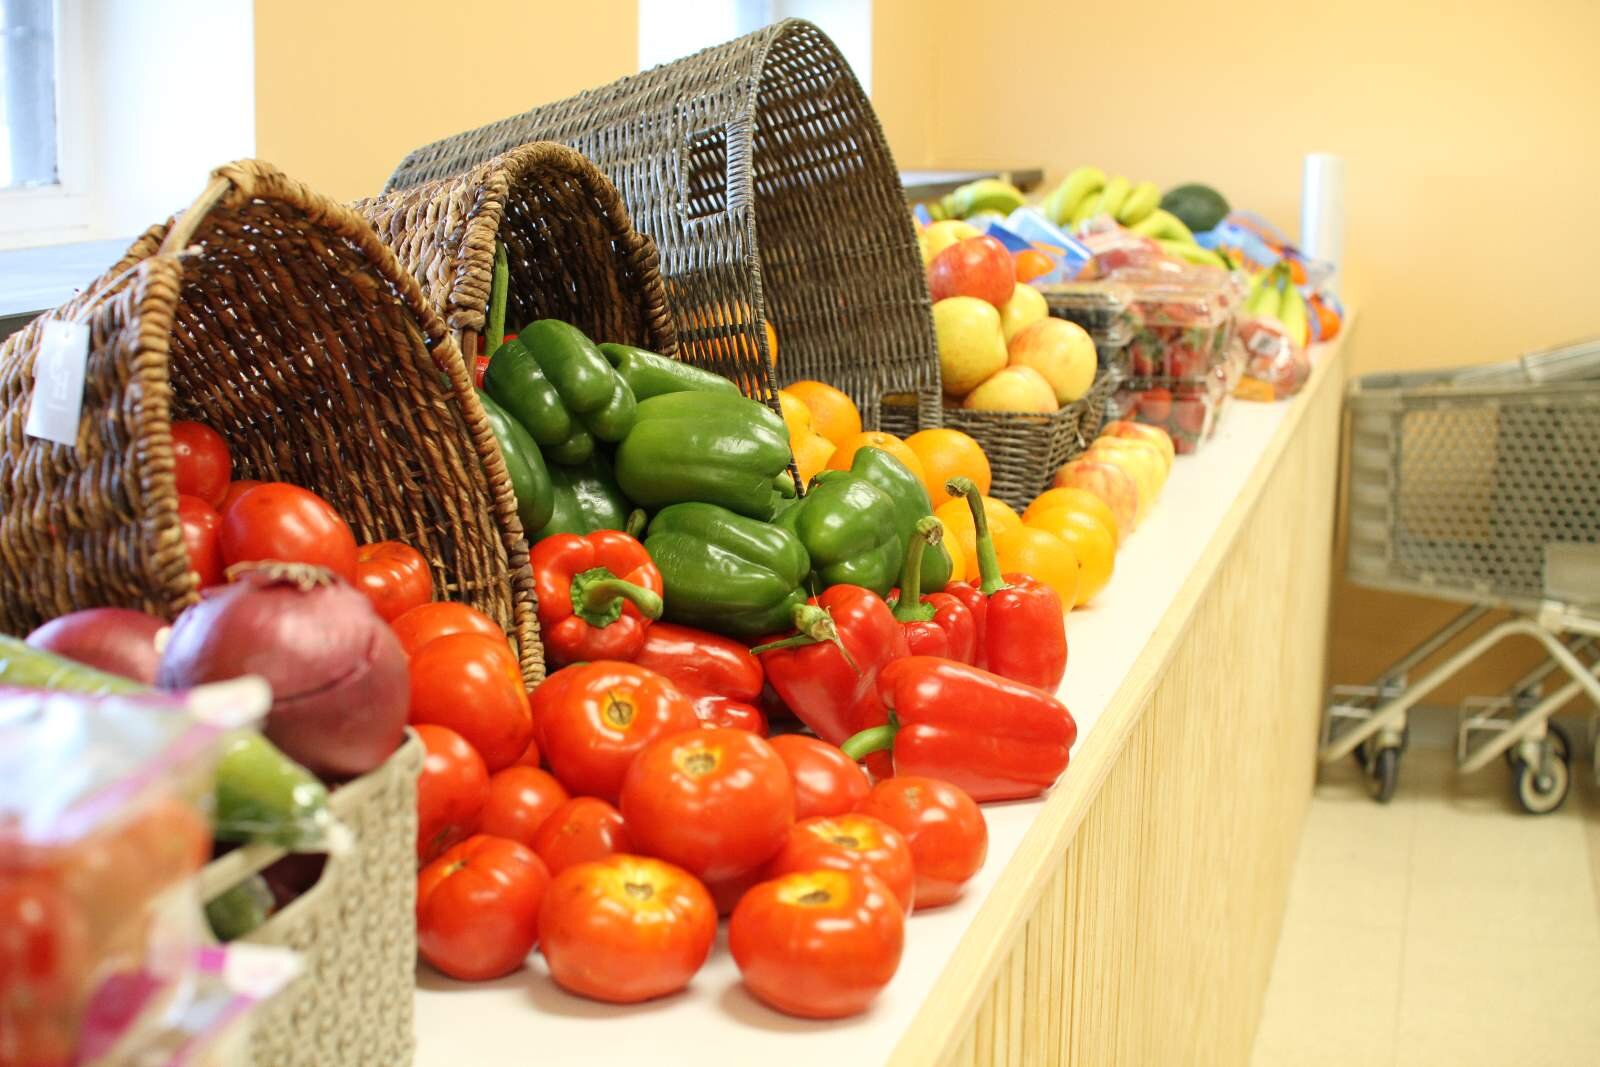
[638,0,872,92]
[0,0,57,190]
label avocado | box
[1159,184,1230,234]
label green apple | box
[962,366,1059,413]
[934,296,1008,397]
[1007,318,1097,403]
[998,283,1048,343]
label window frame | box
[0,0,92,247]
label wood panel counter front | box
[413,330,1350,1067]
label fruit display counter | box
[413,325,1350,1066]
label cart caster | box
[1363,745,1401,804]
[1511,728,1572,815]
[1505,719,1571,767]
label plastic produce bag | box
[1235,316,1310,401]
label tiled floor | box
[1252,718,1600,1066]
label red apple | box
[928,236,1014,308]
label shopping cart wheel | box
[1364,746,1400,804]
[1511,736,1570,816]
[1504,719,1571,767]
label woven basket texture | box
[882,369,1120,511]
[382,19,939,430]
[355,141,676,359]
[0,160,542,684]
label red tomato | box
[533,662,699,804]
[218,478,261,517]
[416,835,550,981]
[171,420,230,507]
[620,728,794,883]
[176,494,224,588]
[390,601,505,657]
[768,734,871,820]
[763,814,915,912]
[532,797,630,876]
[480,766,569,849]
[0,876,89,1010]
[414,724,489,865]
[855,777,987,909]
[538,854,715,1003]
[355,541,434,622]
[220,482,358,582]
[409,634,531,772]
[730,869,904,1019]
[704,867,764,918]
[509,735,541,769]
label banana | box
[1279,275,1309,346]
[1158,239,1226,269]
[1044,165,1106,226]
[1097,176,1131,221]
[1130,208,1195,244]
[945,177,1026,219]
[1247,266,1283,320]
[1071,190,1106,227]
[1116,180,1160,226]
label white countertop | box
[413,362,1328,1065]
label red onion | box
[157,562,408,781]
[27,608,169,684]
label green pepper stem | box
[946,476,1009,596]
[892,516,942,624]
[486,241,509,355]
[749,604,859,674]
[625,509,648,539]
[570,567,662,628]
[840,722,897,761]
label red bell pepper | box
[842,656,1077,802]
[887,516,976,663]
[752,584,908,749]
[630,621,767,735]
[531,530,663,666]
[942,477,1067,691]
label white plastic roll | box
[1300,153,1345,293]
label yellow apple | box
[922,219,983,266]
[1087,442,1161,520]
[1006,318,1098,403]
[998,283,1048,343]
[934,296,1009,397]
[962,366,1059,414]
[1092,435,1169,488]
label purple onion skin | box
[157,564,409,781]
[27,608,168,684]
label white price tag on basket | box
[24,319,90,446]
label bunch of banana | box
[937,177,1026,222]
[1040,166,1161,229]
[1244,264,1310,345]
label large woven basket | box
[881,369,1120,511]
[356,141,676,363]
[199,732,423,1067]
[0,160,543,684]
[383,19,939,426]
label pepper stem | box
[570,567,662,629]
[625,509,648,539]
[891,517,942,624]
[486,241,509,356]
[749,604,859,674]
[946,476,1009,596]
[840,722,897,761]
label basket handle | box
[159,174,234,255]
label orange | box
[994,526,1079,611]
[784,381,863,447]
[1024,487,1121,545]
[777,391,813,441]
[764,320,779,365]
[934,494,1023,581]
[792,432,836,487]
[1026,507,1115,607]
[940,532,967,588]
[826,431,926,484]
[692,302,779,366]
[905,428,992,508]
[1013,249,1054,284]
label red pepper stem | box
[749,604,860,674]
[891,517,942,624]
[946,476,1009,596]
[486,241,509,356]
[840,722,897,761]
[569,567,663,628]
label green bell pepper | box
[615,392,792,519]
[484,337,573,447]
[522,319,619,414]
[585,377,638,443]
[600,343,740,401]
[529,453,630,542]
[846,446,954,592]
[478,390,555,535]
[645,502,811,639]
[546,424,595,466]
[777,470,901,596]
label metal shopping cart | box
[1319,338,1600,812]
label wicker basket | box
[198,732,423,1067]
[383,19,939,428]
[881,369,1119,511]
[0,161,543,685]
[355,141,676,363]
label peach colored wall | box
[253,0,638,202]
